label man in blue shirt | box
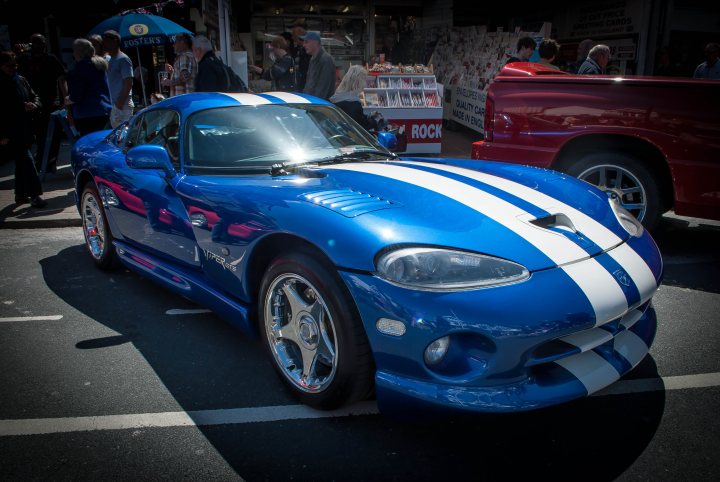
[693,43,720,80]
[578,44,610,75]
[102,30,134,127]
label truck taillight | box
[484,97,494,142]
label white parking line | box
[0,401,380,437]
[165,309,212,315]
[0,315,63,323]
[1,372,718,437]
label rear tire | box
[81,183,118,270]
[258,250,374,410]
[564,152,664,230]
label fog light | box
[376,318,406,336]
[424,336,450,365]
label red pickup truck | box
[471,63,720,229]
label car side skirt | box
[114,241,256,337]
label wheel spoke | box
[597,168,607,187]
[614,170,623,189]
[281,280,311,324]
[623,202,645,211]
[317,321,336,364]
[621,186,642,196]
[299,345,319,387]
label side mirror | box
[126,145,176,178]
[377,131,397,151]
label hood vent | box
[300,189,400,217]
[530,213,577,233]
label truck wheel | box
[566,152,663,230]
[258,251,374,410]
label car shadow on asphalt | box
[653,216,720,294]
[40,244,296,412]
[40,244,666,481]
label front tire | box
[81,183,118,270]
[565,152,664,230]
[258,251,374,410]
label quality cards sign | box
[450,86,486,134]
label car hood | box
[305,159,632,272]
[179,159,633,273]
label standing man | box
[0,51,47,208]
[102,30,134,128]
[192,35,227,92]
[570,39,594,73]
[537,39,561,69]
[578,44,611,75]
[301,31,336,100]
[506,36,536,64]
[18,33,67,171]
[290,19,311,92]
[162,33,197,96]
[693,43,720,80]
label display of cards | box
[364,92,380,107]
[429,26,540,91]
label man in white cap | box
[301,31,336,100]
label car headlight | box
[609,199,644,237]
[376,247,529,291]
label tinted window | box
[107,123,129,147]
[125,109,181,169]
[186,104,384,171]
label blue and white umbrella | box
[88,13,193,104]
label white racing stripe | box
[262,92,311,103]
[614,330,649,367]
[405,161,660,305]
[0,315,63,323]
[1,374,718,435]
[620,308,645,330]
[221,93,273,105]
[562,262,628,325]
[555,350,621,394]
[560,328,613,352]
[606,242,659,304]
[404,161,623,250]
[327,163,628,325]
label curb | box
[0,217,82,229]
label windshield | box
[185,104,388,172]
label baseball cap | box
[300,31,321,42]
[102,30,121,42]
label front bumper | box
[373,304,655,413]
[339,236,661,413]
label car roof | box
[146,92,332,118]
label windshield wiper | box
[270,150,395,176]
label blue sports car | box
[71,92,662,414]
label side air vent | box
[300,189,401,217]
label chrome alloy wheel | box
[264,274,338,393]
[81,191,107,260]
[577,163,647,221]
